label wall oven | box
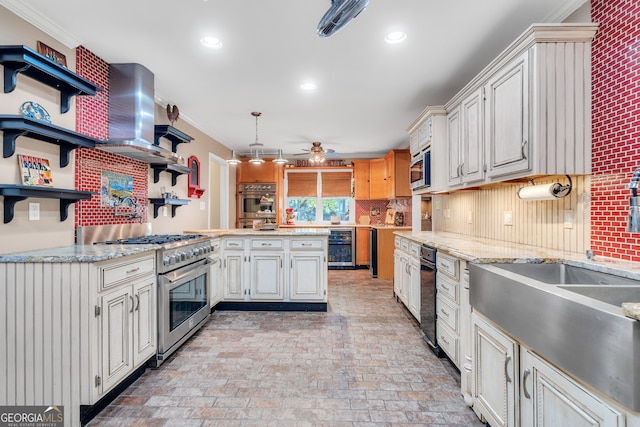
[420,244,443,357]
[238,183,276,227]
[410,150,431,191]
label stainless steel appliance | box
[238,183,276,228]
[410,149,431,191]
[94,232,215,367]
[369,227,377,277]
[420,245,443,356]
[328,227,355,268]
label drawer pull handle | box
[126,267,140,274]
[441,284,450,292]
[229,243,239,247]
[504,355,512,383]
[522,368,531,399]
[440,309,450,317]
[440,336,450,345]
[135,294,140,311]
[301,243,311,246]
[129,296,134,313]
[261,242,272,246]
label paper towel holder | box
[517,175,572,201]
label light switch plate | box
[163,206,168,217]
[504,210,513,226]
[564,210,574,229]
[467,211,473,224]
[29,203,39,221]
[200,201,206,211]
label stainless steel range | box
[82,225,215,367]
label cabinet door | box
[100,286,132,394]
[408,256,420,321]
[393,251,402,298]
[472,312,518,427]
[520,349,624,427]
[355,228,370,265]
[132,278,156,367]
[209,256,222,308]
[390,150,411,198]
[290,252,325,300]
[223,253,245,300]
[353,160,370,200]
[447,106,462,185]
[369,158,387,199]
[249,253,284,300]
[486,51,530,178]
[237,161,278,183]
[461,89,485,184]
[400,254,410,305]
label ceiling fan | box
[293,142,339,163]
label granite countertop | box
[0,244,157,263]
[278,224,410,229]
[184,228,331,237]
[394,230,640,281]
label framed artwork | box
[101,171,133,207]
[36,41,67,67]
[17,154,53,186]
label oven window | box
[169,275,207,331]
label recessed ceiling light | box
[200,36,223,49]
[300,82,317,91]
[384,31,407,44]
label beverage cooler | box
[328,227,355,268]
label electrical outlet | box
[504,210,513,226]
[163,206,168,217]
[467,211,473,224]
[444,208,451,219]
[29,203,39,221]
[564,210,574,229]
[200,201,206,211]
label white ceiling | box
[2,0,586,158]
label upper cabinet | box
[236,160,281,183]
[352,160,370,200]
[406,106,447,193]
[443,24,598,190]
[385,149,411,198]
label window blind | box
[321,172,352,197]
[287,172,318,197]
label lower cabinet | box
[472,311,626,427]
[393,236,420,322]
[289,251,326,300]
[222,251,246,300]
[249,252,284,299]
[100,277,156,394]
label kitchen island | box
[185,227,330,312]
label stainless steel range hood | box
[97,63,179,164]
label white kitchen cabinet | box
[249,252,284,299]
[442,24,598,190]
[209,239,222,308]
[393,250,403,298]
[222,251,245,300]
[100,276,156,394]
[485,51,530,178]
[520,348,624,427]
[393,237,421,322]
[435,251,464,369]
[472,311,518,427]
[408,255,420,320]
[289,251,326,300]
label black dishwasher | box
[420,245,443,357]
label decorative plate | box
[20,101,51,123]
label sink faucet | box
[115,196,142,222]
[628,166,640,233]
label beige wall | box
[0,7,235,254]
[433,175,590,254]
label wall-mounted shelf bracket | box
[148,198,190,218]
[0,185,94,223]
[154,125,193,152]
[150,163,191,186]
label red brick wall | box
[591,0,640,261]
[74,46,148,226]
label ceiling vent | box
[317,0,370,38]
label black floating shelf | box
[0,185,94,224]
[154,125,193,152]
[0,45,104,114]
[150,163,191,186]
[0,115,97,167]
[148,198,190,218]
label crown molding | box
[0,0,80,48]
[544,0,589,23]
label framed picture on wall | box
[36,41,67,67]
[17,154,53,186]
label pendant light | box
[226,112,287,164]
[226,150,241,165]
[272,149,288,165]
[247,112,265,164]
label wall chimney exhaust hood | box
[97,63,180,164]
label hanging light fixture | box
[226,112,288,165]
[308,141,326,164]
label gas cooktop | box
[94,234,206,245]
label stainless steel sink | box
[470,262,640,411]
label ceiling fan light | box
[226,150,241,165]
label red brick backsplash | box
[591,0,640,261]
[355,199,412,226]
[74,46,148,227]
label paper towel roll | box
[517,183,565,200]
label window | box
[285,169,354,223]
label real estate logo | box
[0,405,64,427]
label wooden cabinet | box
[352,160,370,199]
[443,24,598,190]
[369,158,387,199]
[236,161,280,183]
[355,227,370,266]
[100,275,156,393]
[472,311,626,427]
[385,149,411,198]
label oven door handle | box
[162,258,213,285]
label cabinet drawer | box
[437,294,459,333]
[224,238,245,250]
[400,239,409,252]
[409,242,420,258]
[437,253,459,280]
[290,239,323,250]
[101,255,155,291]
[437,323,459,367]
[394,236,402,249]
[251,238,284,250]
[437,273,459,303]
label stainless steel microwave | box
[410,150,431,191]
